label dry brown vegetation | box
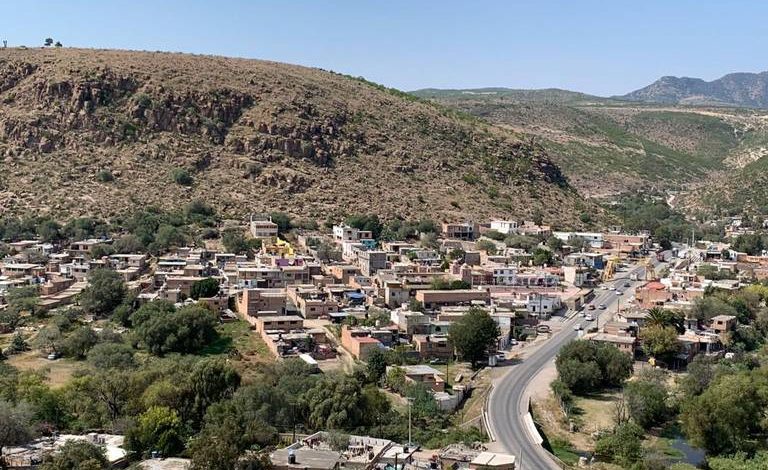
[0,48,598,226]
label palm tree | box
[645,307,685,333]
[646,307,668,328]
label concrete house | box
[250,214,279,239]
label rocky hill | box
[621,72,768,108]
[414,88,768,202]
[0,48,600,226]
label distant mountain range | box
[415,70,768,109]
[620,72,768,108]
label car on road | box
[574,324,583,331]
[609,286,616,291]
[510,339,518,346]
[616,290,623,295]
[585,314,594,321]
[598,304,607,309]
[624,282,631,288]
[600,285,608,290]
[587,304,596,310]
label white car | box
[600,285,608,290]
[609,286,616,291]
[585,314,594,321]
[616,290,623,295]
[598,304,607,310]
[574,324,583,331]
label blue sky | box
[2,1,766,95]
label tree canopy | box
[449,307,500,367]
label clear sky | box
[2,1,766,96]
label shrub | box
[171,168,193,186]
[96,170,114,182]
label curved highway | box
[487,263,652,469]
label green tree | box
[61,326,98,359]
[39,439,109,470]
[135,304,218,355]
[154,224,187,251]
[87,342,135,370]
[222,229,251,254]
[546,236,564,252]
[366,349,387,383]
[532,247,554,266]
[624,379,669,429]
[184,359,241,429]
[305,375,369,429]
[0,306,22,330]
[112,234,144,253]
[555,341,633,394]
[33,325,63,353]
[449,307,500,367]
[269,212,292,233]
[646,307,685,333]
[691,296,738,322]
[190,277,220,300]
[126,406,184,457]
[680,370,768,455]
[5,286,40,320]
[484,230,506,241]
[80,269,127,317]
[344,214,383,239]
[476,239,498,255]
[641,325,680,361]
[37,219,63,243]
[0,400,34,463]
[594,421,644,467]
[504,235,538,250]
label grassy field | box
[205,320,274,379]
[7,351,82,387]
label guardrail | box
[482,383,495,441]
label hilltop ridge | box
[0,48,597,226]
[620,71,768,108]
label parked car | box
[510,339,518,346]
[587,304,596,310]
[47,352,61,360]
[573,324,583,331]
[585,314,594,321]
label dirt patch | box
[7,351,81,387]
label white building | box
[552,231,603,249]
[250,214,279,239]
[526,293,562,315]
[490,220,519,235]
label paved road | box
[487,263,651,470]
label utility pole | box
[407,397,413,447]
